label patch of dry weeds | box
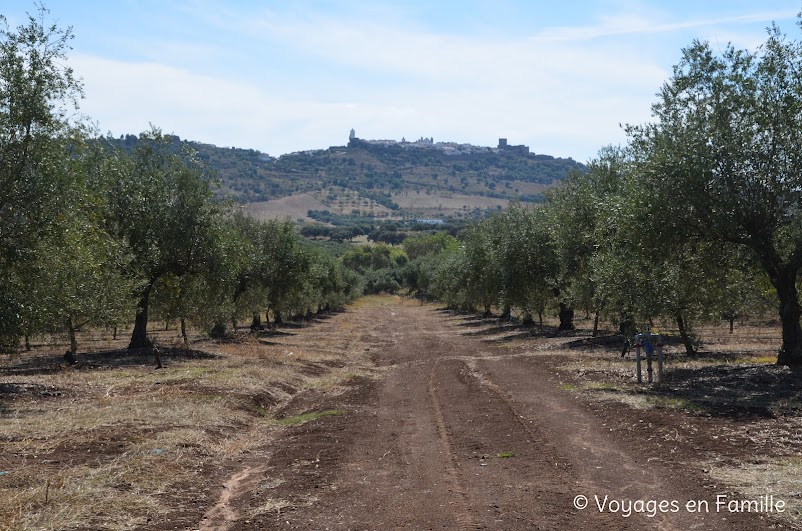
[0,304,378,530]
[709,458,802,528]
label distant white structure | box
[416,219,444,224]
[346,130,518,156]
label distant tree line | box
[334,233,459,296]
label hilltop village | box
[346,128,531,156]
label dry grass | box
[243,193,330,223]
[0,307,378,530]
[390,190,511,211]
[709,458,802,528]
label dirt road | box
[212,298,778,530]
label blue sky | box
[3,1,800,161]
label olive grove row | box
[407,24,802,365]
[0,9,361,355]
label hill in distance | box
[108,132,586,224]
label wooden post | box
[635,334,643,383]
[657,335,664,383]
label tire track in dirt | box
[427,359,478,529]
[215,298,777,530]
[456,357,675,529]
[429,356,621,529]
[473,354,764,530]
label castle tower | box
[349,128,356,140]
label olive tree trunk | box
[180,318,188,345]
[773,268,802,366]
[128,283,155,350]
[67,314,78,356]
[557,303,574,331]
[675,313,696,356]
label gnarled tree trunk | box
[558,303,574,331]
[500,303,511,321]
[676,313,696,356]
[773,268,802,366]
[128,283,155,350]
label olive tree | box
[0,6,84,351]
[105,128,220,350]
[627,26,802,365]
[546,147,630,333]
[30,220,139,355]
[460,219,504,316]
[495,204,556,325]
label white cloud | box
[532,9,798,43]
[72,54,330,151]
[65,3,794,163]
[70,25,662,162]
[251,17,666,159]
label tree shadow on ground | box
[272,312,341,329]
[246,308,346,337]
[271,322,307,329]
[1,347,220,377]
[461,323,526,337]
[441,308,590,341]
[650,364,802,419]
[256,330,296,338]
[565,333,701,355]
[527,325,590,339]
[565,334,624,350]
[582,363,802,420]
[454,319,492,328]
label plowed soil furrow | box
[213,299,781,530]
[427,361,478,529]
